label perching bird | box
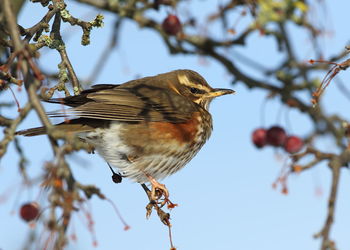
[17,69,234,202]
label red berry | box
[20,202,40,222]
[252,128,267,148]
[162,14,181,35]
[266,126,287,147]
[284,136,304,153]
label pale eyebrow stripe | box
[177,74,208,91]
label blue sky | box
[1,1,350,250]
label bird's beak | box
[205,88,235,98]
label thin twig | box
[314,159,340,250]
[1,0,23,50]
[141,184,171,226]
[0,102,32,157]
[50,12,82,94]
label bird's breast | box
[80,110,212,183]
[148,112,204,144]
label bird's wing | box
[47,84,197,123]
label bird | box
[16,69,234,204]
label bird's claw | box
[147,175,177,209]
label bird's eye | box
[190,87,200,94]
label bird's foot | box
[146,174,178,209]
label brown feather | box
[17,70,229,138]
[46,81,198,123]
[15,118,109,136]
[15,127,47,136]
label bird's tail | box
[15,127,47,136]
[15,119,98,137]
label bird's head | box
[169,70,235,110]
